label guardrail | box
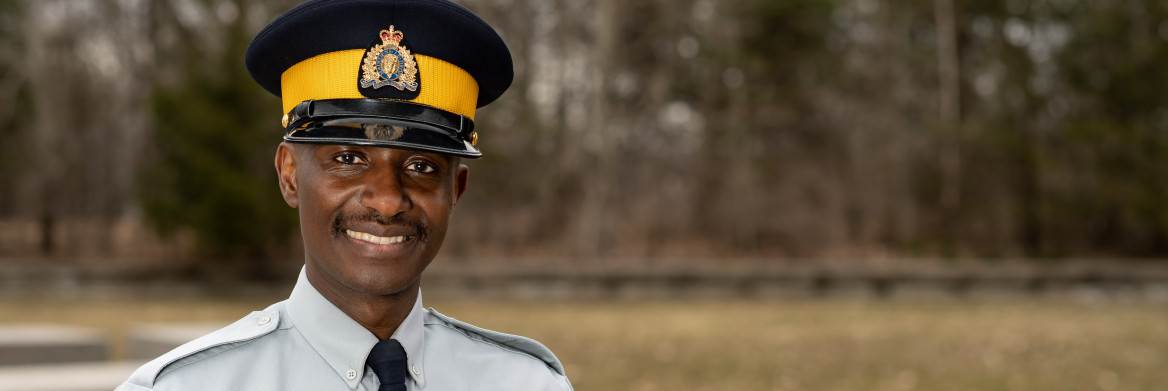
[421,261,1168,300]
[3,258,1168,300]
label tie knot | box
[366,339,408,391]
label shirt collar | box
[286,267,428,389]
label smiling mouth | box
[345,230,410,245]
[332,209,429,247]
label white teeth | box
[345,230,406,245]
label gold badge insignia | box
[360,26,419,91]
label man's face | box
[275,143,468,298]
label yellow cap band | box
[280,49,480,120]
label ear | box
[274,142,300,208]
[453,164,469,205]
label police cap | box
[245,0,514,158]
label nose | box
[360,166,412,218]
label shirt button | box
[346,369,357,380]
[257,315,271,326]
[412,365,421,375]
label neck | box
[305,268,419,341]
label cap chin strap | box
[284,99,475,143]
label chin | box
[337,263,420,295]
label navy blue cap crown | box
[244,0,514,158]
[245,0,514,108]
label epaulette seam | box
[432,323,556,371]
[156,335,265,379]
[427,308,566,376]
[148,310,282,384]
[157,341,236,378]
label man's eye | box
[408,161,436,173]
[334,154,365,165]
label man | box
[117,0,572,389]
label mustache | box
[330,209,429,243]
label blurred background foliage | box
[2,0,1168,274]
[139,0,295,278]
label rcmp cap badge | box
[360,26,419,93]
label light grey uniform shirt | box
[116,269,572,390]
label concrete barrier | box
[0,325,107,365]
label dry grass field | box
[1,296,1166,391]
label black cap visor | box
[286,118,481,158]
[283,99,481,158]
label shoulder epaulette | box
[426,307,567,376]
[118,308,281,389]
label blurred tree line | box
[2,0,1168,270]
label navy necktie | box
[367,339,408,391]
